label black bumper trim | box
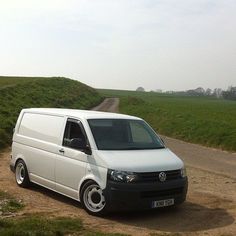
[104,177,188,211]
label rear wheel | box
[81,180,107,216]
[15,160,30,188]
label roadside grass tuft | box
[0,215,128,236]
[0,216,83,236]
[0,190,24,215]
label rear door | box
[55,118,87,199]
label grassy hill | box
[0,76,103,149]
[99,89,236,152]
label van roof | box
[23,108,141,120]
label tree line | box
[136,86,236,101]
[185,86,236,100]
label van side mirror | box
[70,138,92,155]
[84,145,92,155]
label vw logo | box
[159,172,166,182]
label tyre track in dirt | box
[0,97,236,236]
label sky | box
[0,0,235,91]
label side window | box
[63,119,86,150]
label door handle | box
[59,148,64,153]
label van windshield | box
[88,119,165,150]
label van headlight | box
[181,167,187,178]
[108,169,138,183]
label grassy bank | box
[99,89,236,152]
[0,76,103,149]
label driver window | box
[63,119,86,149]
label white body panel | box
[11,108,185,203]
[55,147,87,199]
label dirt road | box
[0,98,236,236]
[91,97,119,113]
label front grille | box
[137,169,181,183]
[141,187,184,198]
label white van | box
[10,108,188,215]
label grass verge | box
[0,215,127,236]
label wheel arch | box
[14,155,27,170]
[14,156,31,187]
[78,175,105,201]
[14,155,30,181]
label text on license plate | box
[152,199,174,208]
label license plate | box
[152,199,174,208]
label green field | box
[99,89,236,152]
[0,76,103,149]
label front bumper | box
[103,177,188,211]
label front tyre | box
[81,180,107,216]
[15,160,30,188]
